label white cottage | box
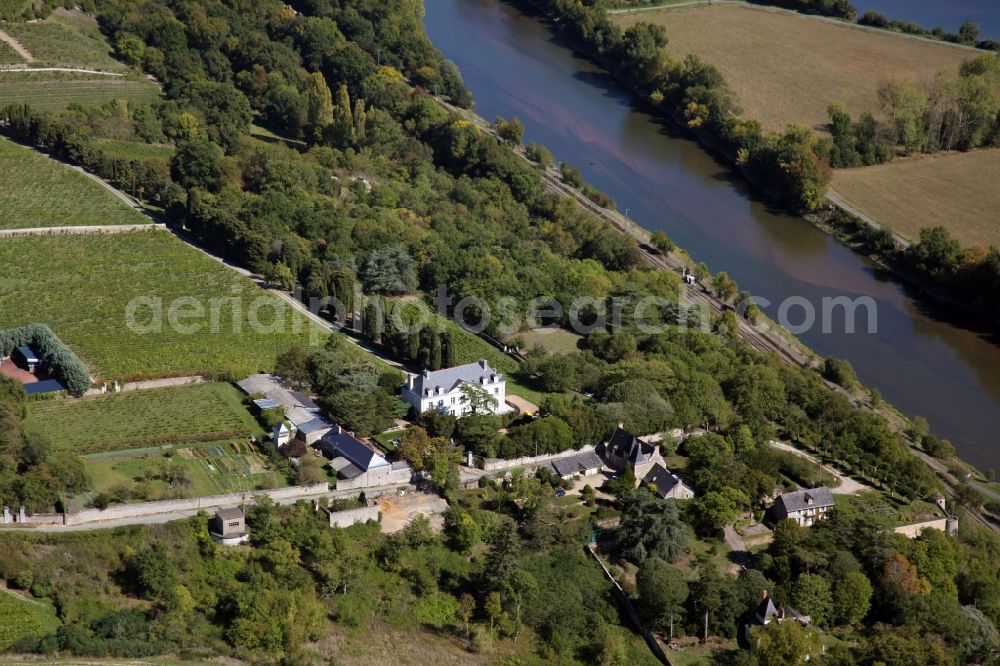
[401,359,511,417]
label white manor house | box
[401,359,511,417]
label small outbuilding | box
[210,507,249,545]
[14,346,39,373]
[550,450,604,480]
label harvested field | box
[831,149,1000,247]
[614,3,977,132]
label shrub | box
[0,324,91,394]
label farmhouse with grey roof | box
[771,487,834,526]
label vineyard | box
[0,72,161,112]
[23,382,263,454]
[0,136,152,229]
[0,231,324,380]
[0,588,59,650]
[0,38,20,64]
[2,10,129,71]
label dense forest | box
[1,0,999,663]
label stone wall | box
[336,465,413,491]
[894,518,954,539]
[64,483,330,526]
[475,445,598,473]
[327,504,381,528]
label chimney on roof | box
[423,368,431,378]
[761,589,769,600]
[479,358,488,369]
[333,424,342,435]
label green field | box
[82,439,287,501]
[24,382,263,454]
[508,327,583,355]
[0,231,324,380]
[2,10,128,71]
[0,71,161,112]
[0,587,59,650]
[0,136,152,229]
[95,138,175,161]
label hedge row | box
[0,324,91,394]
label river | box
[424,0,1000,471]
[855,0,1000,41]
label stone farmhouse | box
[770,487,834,526]
[600,425,695,500]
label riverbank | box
[512,0,1000,330]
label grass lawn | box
[2,10,128,71]
[0,71,161,113]
[0,587,60,650]
[614,3,976,132]
[831,149,1000,247]
[81,439,287,503]
[508,327,583,355]
[95,138,175,162]
[0,136,153,229]
[23,382,263,454]
[0,231,324,380]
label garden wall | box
[474,444,599,473]
[63,483,329,526]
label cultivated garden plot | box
[81,439,286,505]
[0,136,152,229]
[0,231,324,380]
[23,382,263,454]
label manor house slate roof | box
[409,359,502,396]
[606,426,657,465]
[642,463,690,499]
[775,487,834,513]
